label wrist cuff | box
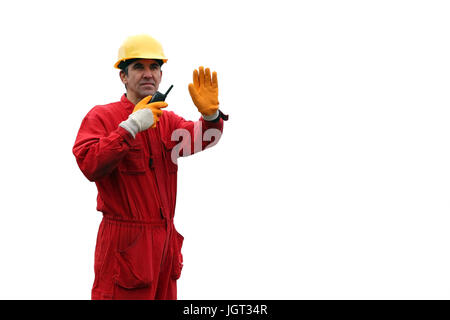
[202,110,220,121]
[119,118,139,138]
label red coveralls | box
[73,94,224,300]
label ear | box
[119,70,127,85]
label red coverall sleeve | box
[73,111,134,181]
[161,111,225,157]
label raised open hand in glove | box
[188,66,219,116]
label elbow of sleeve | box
[81,164,113,182]
[84,171,98,182]
[76,159,101,182]
[78,166,98,182]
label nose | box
[142,66,153,79]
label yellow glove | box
[188,66,219,116]
[132,95,168,128]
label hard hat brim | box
[114,57,168,69]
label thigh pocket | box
[113,231,153,290]
[171,230,184,280]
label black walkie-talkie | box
[149,85,173,103]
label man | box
[73,34,227,300]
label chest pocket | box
[149,143,178,174]
[119,145,147,175]
[162,145,178,174]
[165,151,178,174]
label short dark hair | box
[119,58,163,76]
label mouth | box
[140,83,155,87]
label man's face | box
[120,59,162,101]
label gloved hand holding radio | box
[188,66,220,120]
[119,95,168,138]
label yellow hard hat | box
[114,34,168,69]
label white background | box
[0,0,449,299]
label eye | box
[150,64,160,70]
[133,63,144,69]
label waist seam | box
[103,215,167,226]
